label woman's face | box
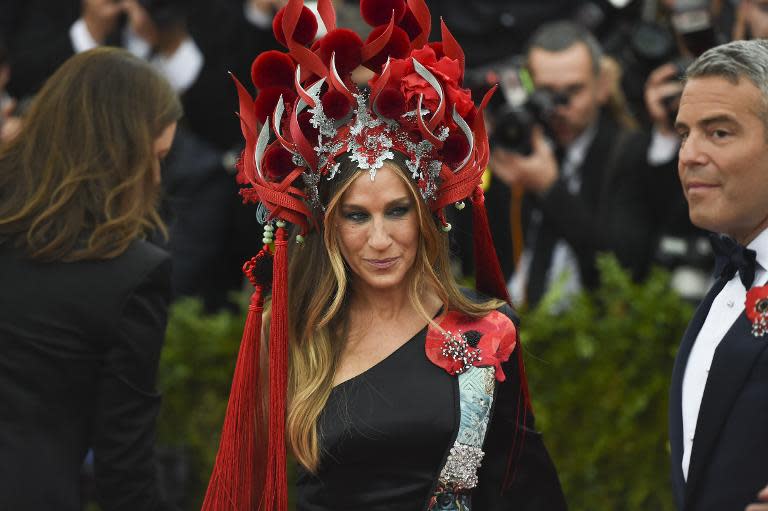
[335,164,420,295]
[151,122,177,185]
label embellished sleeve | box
[472,305,567,510]
[425,303,565,509]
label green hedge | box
[157,255,692,510]
[522,255,692,510]
[157,295,245,507]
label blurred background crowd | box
[2,0,764,310]
[1,0,765,509]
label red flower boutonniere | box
[745,285,768,337]
[425,310,517,381]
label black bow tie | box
[710,234,757,289]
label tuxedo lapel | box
[669,277,728,508]
[684,313,768,507]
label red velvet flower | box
[253,87,296,124]
[410,46,448,78]
[745,285,768,337]
[374,87,406,119]
[363,25,411,73]
[428,42,445,59]
[442,133,470,166]
[360,0,406,26]
[318,29,363,75]
[380,55,412,89]
[321,90,352,119]
[251,51,295,90]
[398,7,421,40]
[262,142,296,181]
[425,310,517,381]
[446,85,474,118]
[415,48,472,113]
[273,5,318,47]
[400,69,440,111]
[381,46,473,117]
[297,110,319,141]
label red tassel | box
[469,186,531,410]
[470,187,535,490]
[201,263,266,510]
[262,226,290,511]
[470,187,509,303]
[503,349,529,489]
[501,329,534,489]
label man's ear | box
[595,55,617,106]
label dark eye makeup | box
[340,200,412,223]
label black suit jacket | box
[670,285,768,510]
[471,111,654,304]
[0,240,172,511]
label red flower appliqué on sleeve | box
[425,310,517,381]
[745,285,768,337]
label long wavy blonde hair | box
[275,153,503,472]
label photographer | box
[733,0,768,40]
[641,0,733,301]
[643,60,715,301]
[72,0,204,94]
[488,21,654,307]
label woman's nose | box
[368,218,393,250]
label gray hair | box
[526,21,603,76]
[685,39,768,122]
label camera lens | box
[492,106,535,154]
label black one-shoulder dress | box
[296,305,567,511]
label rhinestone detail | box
[438,443,485,490]
[440,330,481,375]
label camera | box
[649,0,723,129]
[655,234,714,301]
[670,0,722,58]
[624,21,677,78]
[467,64,566,155]
[659,55,694,126]
[489,87,567,154]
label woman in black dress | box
[203,1,566,510]
[0,47,182,510]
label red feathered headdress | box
[202,1,531,510]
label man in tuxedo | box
[669,39,768,511]
[488,21,653,307]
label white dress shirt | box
[69,18,203,93]
[509,122,597,307]
[646,127,680,166]
[680,227,768,479]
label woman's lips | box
[364,257,399,269]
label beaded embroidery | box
[425,310,517,510]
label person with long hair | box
[201,1,566,510]
[0,47,182,510]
